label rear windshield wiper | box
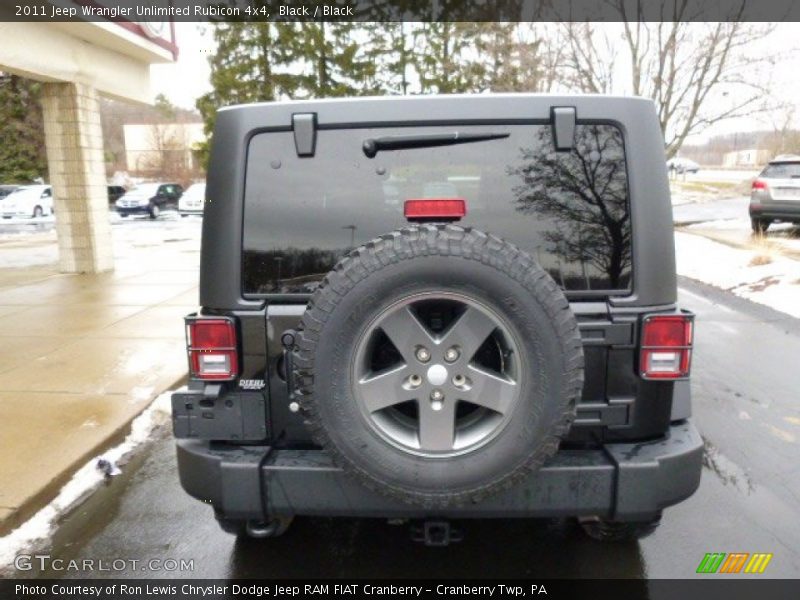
[362,132,510,158]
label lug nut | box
[415,347,431,363]
[429,389,444,411]
[444,347,460,363]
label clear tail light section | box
[186,316,238,380]
[640,313,694,380]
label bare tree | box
[560,0,778,158]
[559,22,618,94]
[762,104,800,157]
[510,125,632,288]
[136,123,196,183]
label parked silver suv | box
[750,155,800,233]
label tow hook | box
[411,520,463,546]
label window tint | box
[243,123,631,296]
[761,162,800,178]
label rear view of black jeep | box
[172,95,702,543]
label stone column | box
[40,82,113,273]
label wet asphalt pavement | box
[10,277,800,580]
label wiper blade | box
[362,132,510,158]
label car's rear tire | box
[578,513,662,542]
[294,224,584,508]
[32,206,43,218]
[751,218,770,234]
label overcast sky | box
[151,22,800,144]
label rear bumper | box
[749,203,800,221]
[176,421,703,522]
[116,206,151,216]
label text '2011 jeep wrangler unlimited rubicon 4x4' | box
[172,95,702,544]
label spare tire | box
[294,225,583,508]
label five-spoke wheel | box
[353,293,521,457]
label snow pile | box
[686,218,750,230]
[675,232,800,318]
[0,393,172,569]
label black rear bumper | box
[176,421,702,522]
[749,204,800,221]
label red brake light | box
[752,179,767,190]
[186,317,238,380]
[640,314,694,380]
[404,198,466,222]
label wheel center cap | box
[426,364,448,386]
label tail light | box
[752,179,768,190]
[404,198,466,222]
[186,316,238,380]
[639,313,694,380]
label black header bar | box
[2,0,800,23]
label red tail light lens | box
[640,314,694,379]
[752,179,767,190]
[404,198,466,221]
[186,317,238,380]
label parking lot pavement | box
[672,196,750,225]
[4,277,798,579]
[672,194,800,261]
[0,212,201,535]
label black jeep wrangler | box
[172,95,702,543]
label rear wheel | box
[751,218,770,234]
[579,513,662,542]
[32,205,43,218]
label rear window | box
[243,123,631,296]
[761,162,800,178]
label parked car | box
[115,182,183,219]
[667,157,700,174]
[0,185,21,200]
[178,182,206,216]
[749,155,800,233]
[107,185,127,205]
[1,185,53,218]
[171,95,701,544]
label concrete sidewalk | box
[0,218,199,535]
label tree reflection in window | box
[509,125,631,289]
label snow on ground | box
[676,231,800,318]
[683,168,759,183]
[0,393,172,569]
[686,217,750,230]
